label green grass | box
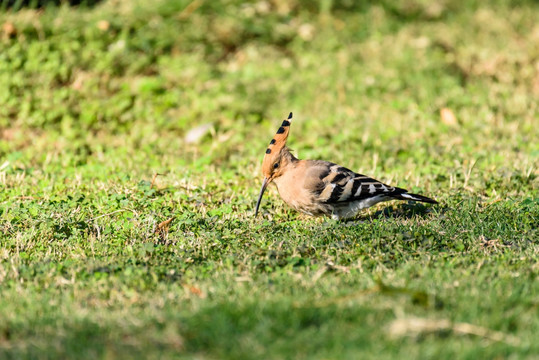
[1,0,538,358]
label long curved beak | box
[254,177,270,217]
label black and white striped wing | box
[309,163,405,204]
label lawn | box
[1,0,538,358]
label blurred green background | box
[0,0,538,358]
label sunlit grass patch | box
[1,0,538,358]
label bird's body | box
[255,113,438,220]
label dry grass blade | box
[87,209,130,222]
[178,0,204,19]
[155,217,174,236]
[150,173,166,189]
[389,317,521,346]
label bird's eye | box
[273,163,280,169]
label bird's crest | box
[261,112,293,175]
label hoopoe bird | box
[255,113,438,220]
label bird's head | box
[255,112,294,216]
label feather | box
[305,161,399,204]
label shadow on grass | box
[337,202,444,225]
[1,0,102,11]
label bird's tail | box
[391,192,438,204]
